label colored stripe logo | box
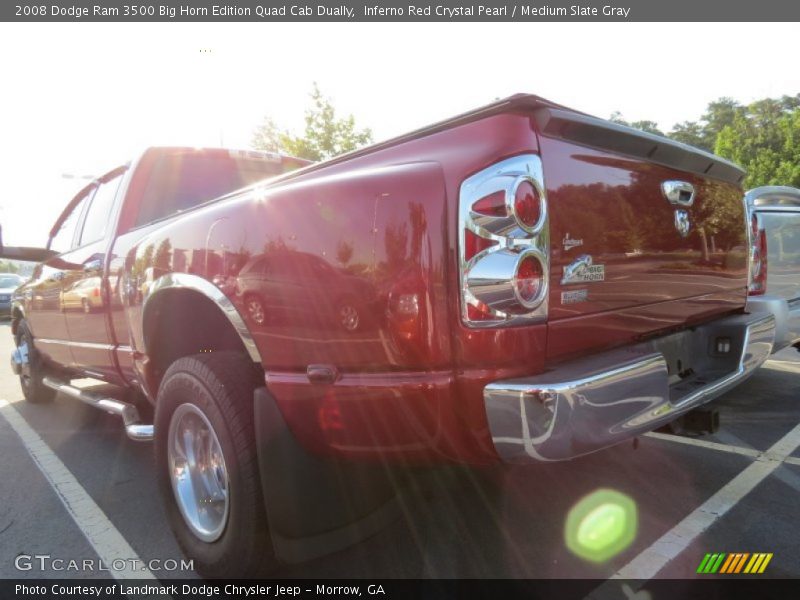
[697,552,773,574]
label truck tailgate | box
[534,109,749,360]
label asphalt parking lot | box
[1,319,799,582]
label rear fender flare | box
[141,272,262,364]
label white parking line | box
[762,360,800,374]
[0,399,156,581]
[643,431,761,458]
[765,359,800,367]
[613,420,800,580]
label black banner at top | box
[3,0,800,22]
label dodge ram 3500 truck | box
[2,95,775,576]
[745,186,800,353]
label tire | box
[14,320,56,403]
[154,352,275,578]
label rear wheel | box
[154,352,275,578]
[14,320,55,403]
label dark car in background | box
[234,251,374,332]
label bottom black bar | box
[3,579,799,600]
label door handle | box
[83,259,103,273]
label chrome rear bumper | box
[484,312,775,462]
[747,294,800,352]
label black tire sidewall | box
[14,320,54,403]
[154,354,271,577]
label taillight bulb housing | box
[514,254,543,307]
[513,180,542,231]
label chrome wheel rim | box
[167,403,230,542]
[17,341,31,391]
[340,305,359,331]
[247,298,265,324]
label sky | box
[1,22,798,247]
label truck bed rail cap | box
[745,186,800,209]
[250,93,745,188]
[532,106,745,185]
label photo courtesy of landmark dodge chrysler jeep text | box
[0,95,775,577]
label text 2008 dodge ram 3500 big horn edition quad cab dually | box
[1,95,775,576]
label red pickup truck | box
[2,95,775,576]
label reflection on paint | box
[565,488,637,563]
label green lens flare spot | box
[577,503,626,551]
[565,489,638,563]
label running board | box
[42,377,154,442]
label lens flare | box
[565,489,637,563]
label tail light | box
[513,180,542,230]
[748,213,768,296]
[93,287,100,297]
[459,154,549,327]
[515,254,543,304]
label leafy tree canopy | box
[610,93,800,188]
[609,112,664,136]
[252,83,373,162]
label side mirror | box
[0,224,57,263]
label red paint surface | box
[17,100,748,465]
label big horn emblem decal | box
[662,180,695,238]
[561,254,605,285]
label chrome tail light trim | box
[459,154,549,327]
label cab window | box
[49,191,93,254]
[79,175,123,245]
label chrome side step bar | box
[42,376,154,442]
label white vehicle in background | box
[746,186,800,353]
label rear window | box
[134,151,296,227]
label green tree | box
[693,98,743,151]
[609,112,664,136]
[669,120,706,149]
[0,260,19,273]
[252,83,373,161]
[715,97,800,188]
[250,117,284,155]
[612,98,744,151]
[335,240,353,267]
[613,94,800,188]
